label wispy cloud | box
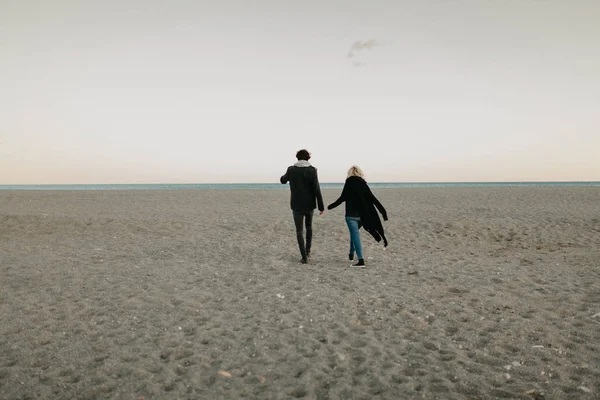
[351,39,378,51]
[347,39,379,58]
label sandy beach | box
[0,187,598,399]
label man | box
[280,149,325,263]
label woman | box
[327,166,388,267]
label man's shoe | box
[301,258,308,264]
[351,258,365,267]
[349,253,354,261]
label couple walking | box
[280,149,388,267]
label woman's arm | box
[327,182,348,210]
[368,186,388,220]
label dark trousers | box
[293,210,314,259]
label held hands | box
[319,210,324,215]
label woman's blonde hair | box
[347,165,364,178]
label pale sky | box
[1,0,599,184]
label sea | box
[0,182,598,190]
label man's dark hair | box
[296,149,311,161]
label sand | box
[0,187,599,399]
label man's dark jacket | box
[280,162,325,212]
[328,176,388,246]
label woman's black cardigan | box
[327,176,388,247]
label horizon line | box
[1,180,599,186]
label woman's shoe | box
[352,259,365,267]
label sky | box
[1,0,599,184]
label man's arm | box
[280,167,290,184]
[312,168,324,212]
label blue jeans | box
[345,216,363,259]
